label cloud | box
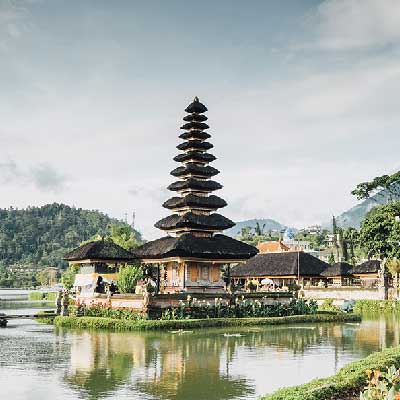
[305,0,400,51]
[29,163,67,192]
[0,159,67,192]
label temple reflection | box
[61,317,400,400]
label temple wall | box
[302,287,384,300]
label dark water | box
[1,298,399,400]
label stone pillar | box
[378,260,389,300]
[62,291,70,316]
[55,290,62,315]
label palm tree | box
[254,222,266,236]
[387,258,400,299]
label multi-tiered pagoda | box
[134,97,258,293]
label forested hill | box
[0,203,138,269]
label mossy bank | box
[261,345,400,400]
[53,313,361,332]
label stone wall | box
[302,287,384,301]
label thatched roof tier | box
[350,260,381,275]
[177,140,213,152]
[320,262,353,277]
[180,121,210,131]
[64,240,136,262]
[170,163,219,178]
[163,194,227,210]
[179,130,211,141]
[174,151,216,164]
[134,233,258,260]
[231,252,329,277]
[183,113,208,122]
[167,179,222,192]
[155,212,235,231]
[185,97,208,114]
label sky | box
[0,0,399,240]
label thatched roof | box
[185,97,208,114]
[155,212,235,231]
[179,130,211,141]
[174,151,216,164]
[180,121,210,131]
[134,233,258,260]
[320,262,353,277]
[231,252,330,277]
[177,140,213,151]
[183,113,208,122]
[64,240,136,262]
[163,194,227,210]
[170,163,219,178]
[351,260,381,274]
[167,179,222,192]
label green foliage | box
[160,297,318,320]
[29,291,58,301]
[360,202,400,259]
[353,300,400,314]
[117,264,143,294]
[80,304,145,320]
[352,171,400,201]
[360,366,400,400]
[261,345,400,400]
[318,299,340,313]
[61,264,80,289]
[328,252,335,265]
[53,313,360,332]
[0,203,141,271]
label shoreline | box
[52,313,361,331]
[261,345,400,400]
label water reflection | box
[2,308,400,400]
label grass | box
[28,291,57,301]
[53,313,361,332]
[353,300,400,314]
[261,345,400,400]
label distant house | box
[350,260,381,288]
[282,239,312,252]
[320,262,353,286]
[256,241,290,253]
[231,251,329,289]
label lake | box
[1,294,398,400]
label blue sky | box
[0,0,399,239]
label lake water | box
[1,295,399,400]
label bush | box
[160,297,318,320]
[318,299,340,313]
[29,291,57,301]
[54,313,361,332]
[117,264,143,294]
[79,304,145,320]
[261,346,400,400]
[354,300,400,314]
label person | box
[95,276,105,294]
[109,281,117,295]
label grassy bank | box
[53,313,361,331]
[29,291,57,301]
[261,345,400,400]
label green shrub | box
[354,300,400,314]
[80,304,145,320]
[53,313,361,332]
[261,345,400,400]
[29,291,45,301]
[318,299,340,313]
[118,264,143,294]
[160,297,318,320]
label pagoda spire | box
[155,97,234,236]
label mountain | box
[323,185,400,230]
[0,203,140,269]
[225,218,287,238]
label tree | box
[359,202,400,259]
[118,264,143,294]
[328,252,335,265]
[254,222,266,236]
[351,170,400,201]
[61,264,80,289]
[109,224,139,251]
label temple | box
[134,97,258,293]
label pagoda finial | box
[194,96,199,102]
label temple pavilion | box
[134,97,258,293]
